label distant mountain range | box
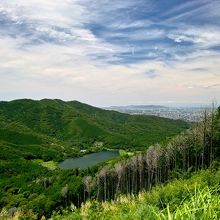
[106,105,167,110]
[104,104,212,122]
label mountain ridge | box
[0,99,189,150]
[0,98,190,163]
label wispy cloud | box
[0,0,220,105]
[144,69,160,79]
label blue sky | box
[0,0,220,106]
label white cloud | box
[168,26,220,48]
[0,0,87,26]
[0,0,220,106]
[1,33,219,106]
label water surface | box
[59,151,119,169]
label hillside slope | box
[0,99,189,153]
[53,168,220,220]
[0,99,190,218]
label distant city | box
[105,105,213,122]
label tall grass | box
[160,187,220,220]
[50,169,220,220]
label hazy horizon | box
[0,97,214,108]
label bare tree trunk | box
[104,175,106,201]
[210,101,215,164]
[202,110,207,169]
[97,176,100,200]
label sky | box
[0,0,220,107]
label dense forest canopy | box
[0,99,189,219]
[0,99,189,151]
[1,103,219,219]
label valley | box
[0,99,190,219]
[1,0,220,219]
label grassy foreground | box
[51,168,220,220]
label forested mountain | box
[53,106,219,220]
[1,104,219,220]
[78,106,220,203]
[0,99,189,219]
[0,99,189,157]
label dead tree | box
[83,176,93,200]
[114,162,124,198]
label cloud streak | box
[0,0,220,105]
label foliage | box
[68,109,220,203]
[33,160,58,170]
[0,99,189,150]
[51,169,220,220]
[1,99,219,219]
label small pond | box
[58,151,119,169]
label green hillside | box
[52,168,220,220]
[0,99,190,218]
[0,101,219,219]
[0,99,189,151]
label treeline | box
[78,106,220,202]
[51,168,220,220]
